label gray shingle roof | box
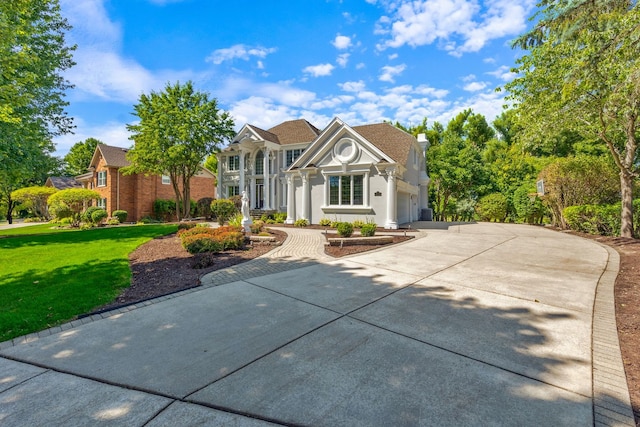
[46,176,81,190]
[267,119,321,145]
[353,122,414,165]
[98,144,130,167]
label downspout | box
[117,170,120,211]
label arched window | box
[255,151,264,175]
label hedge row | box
[563,200,640,237]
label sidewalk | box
[0,223,635,426]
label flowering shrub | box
[178,225,244,253]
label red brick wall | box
[90,154,216,221]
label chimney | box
[417,133,429,151]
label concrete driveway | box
[0,222,634,426]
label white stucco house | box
[217,117,431,229]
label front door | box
[256,179,264,209]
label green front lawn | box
[0,224,177,342]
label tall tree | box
[64,138,102,176]
[506,1,640,237]
[0,0,75,223]
[125,81,235,220]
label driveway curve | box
[0,222,634,426]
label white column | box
[301,171,310,221]
[385,168,398,229]
[239,151,245,194]
[263,149,270,210]
[285,174,295,224]
[216,154,223,199]
[270,175,276,211]
[250,177,256,208]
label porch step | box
[250,209,277,220]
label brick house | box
[75,144,216,222]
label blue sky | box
[53,0,536,157]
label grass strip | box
[0,224,177,342]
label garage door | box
[397,192,410,225]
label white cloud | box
[332,34,352,50]
[213,77,316,108]
[379,64,406,83]
[356,63,366,69]
[337,53,350,67]
[374,0,535,56]
[463,81,487,91]
[60,0,199,103]
[486,65,517,81]
[303,63,335,77]
[339,80,366,93]
[388,53,398,60]
[206,44,277,65]
[53,119,131,157]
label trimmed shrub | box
[153,199,176,221]
[112,210,128,223]
[210,199,238,225]
[294,218,309,227]
[91,209,108,225]
[336,222,354,237]
[476,193,508,222]
[106,218,120,225]
[229,195,243,210]
[360,223,376,237]
[564,204,622,236]
[250,220,264,234]
[196,198,214,219]
[319,217,332,227]
[82,206,103,224]
[177,222,198,231]
[181,234,224,254]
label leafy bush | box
[106,218,120,225]
[137,216,162,224]
[153,199,176,221]
[336,222,354,237]
[11,186,57,220]
[229,195,243,210]
[196,198,214,218]
[228,213,243,227]
[360,223,376,237]
[82,206,102,224]
[91,209,108,225]
[273,212,287,223]
[564,203,622,236]
[294,218,309,227]
[512,185,546,224]
[181,234,224,254]
[112,210,128,223]
[178,225,244,253]
[476,193,508,222]
[48,189,101,226]
[250,220,264,234]
[210,199,238,225]
[352,219,365,229]
[177,222,197,231]
[319,217,332,227]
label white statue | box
[241,190,252,232]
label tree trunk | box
[6,196,14,224]
[620,171,634,238]
[182,175,191,220]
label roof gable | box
[267,119,321,145]
[290,117,391,170]
[352,123,415,165]
[91,144,131,168]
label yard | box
[0,224,177,342]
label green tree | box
[0,0,75,223]
[64,138,102,176]
[125,81,235,220]
[48,188,100,227]
[427,111,491,220]
[539,155,620,228]
[11,185,57,219]
[506,1,640,237]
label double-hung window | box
[329,175,364,206]
[161,175,171,185]
[97,198,107,209]
[97,171,107,187]
[228,155,240,171]
[228,186,240,197]
[286,149,303,167]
